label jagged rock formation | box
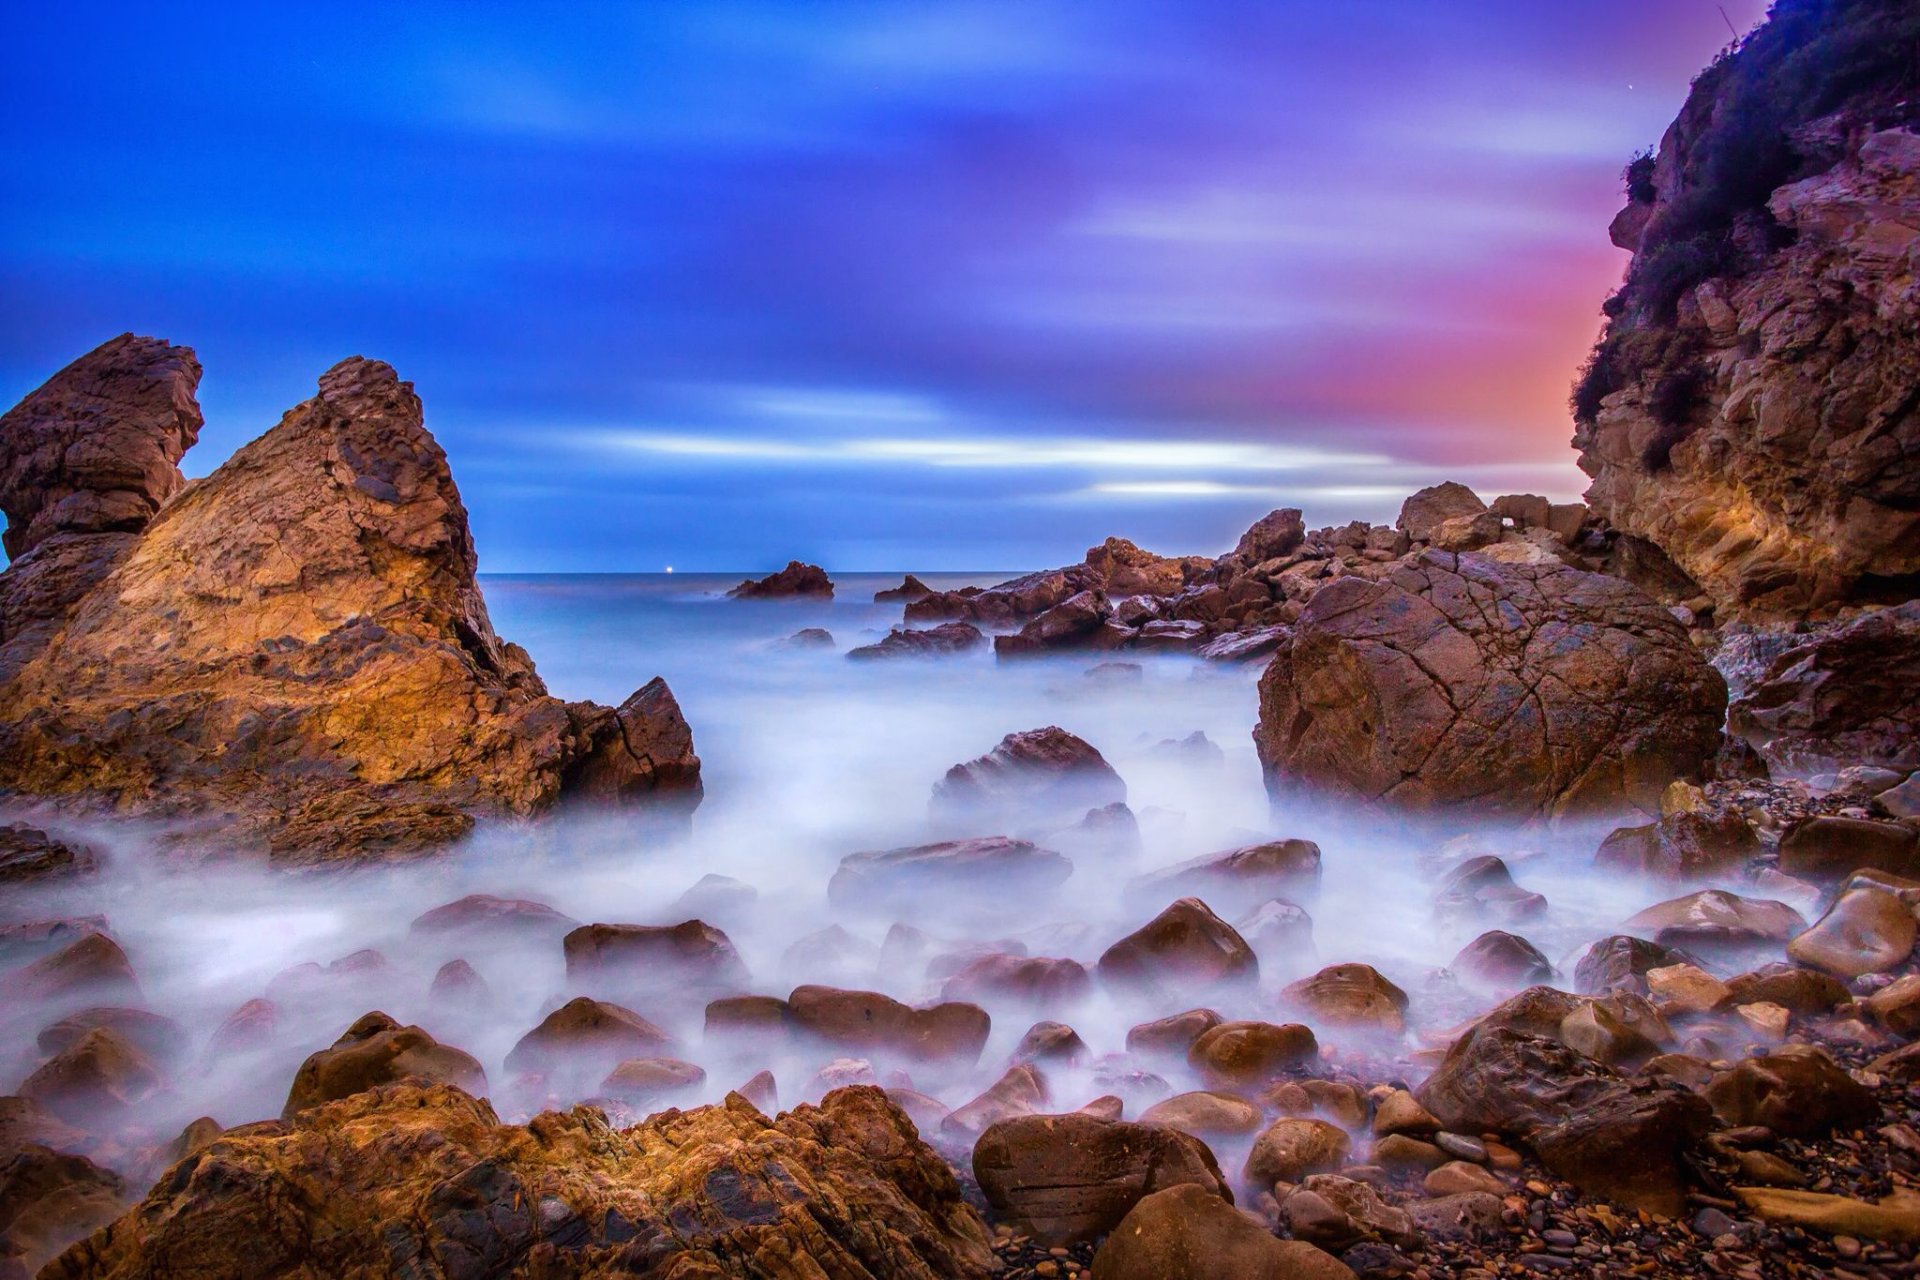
[44,1081,995,1280]
[1572,0,1920,616]
[1254,551,1726,823]
[1727,599,1920,773]
[0,341,700,859]
[729,560,833,598]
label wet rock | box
[1417,1024,1710,1215]
[1281,964,1410,1035]
[1404,1191,1508,1245]
[993,590,1115,656]
[1125,839,1321,915]
[728,560,833,598]
[1011,1021,1087,1066]
[1186,1020,1318,1089]
[0,918,106,970]
[1594,809,1759,881]
[1433,856,1547,925]
[1245,1117,1351,1187]
[779,626,835,649]
[0,353,702,859]
[874,574,932,602]
[930,727,1125,829]
[1451,931,1553,991]
[829,837,1072,913]
[1125,1008,1224,1058]
[1725,964,1850,1015]
[1091,1183,1354,1280]
[1733,1187,1920,1245]
[786,985,990,1068]
[1255,552,1725,822]
[599,1057,706,1105]
[1867,974,1920,1035]
[942,1065,1048,1140]
[20,1028,163,1125]
[203,998,279,1059]
[503,997,676,1076]
[1097,898,1258,999]
[35,1008,184,1066]
[0,1144,129,1276]
[563,920,750,998]
[409,893,579,943]
[1645,963,1734,1014]
[703,995,791,1044]
[1729,604,1920,772]
[1371,1090,1440,1138]
[972,1112,1229,1247]
[45,1081,995,1279]
[16,934,138,1005]
[1137,1091,1263,1141]
[1573,935,1696,995]
[1704,1046,1879,1138]
[941,955,1090,1011]
[1779,814,1920,880]
[847,621,985,660]
[283,1011,486,1119]
[0,825,98,885]
[1622,889,1807,960]
[1785,886,1917,977]
[1282,1175,1419,1252]
[1424,1161,1504,1197]
[1195,625,1290,663]
[427,959,490,1012]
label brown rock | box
[0,824,99,885]
[1244,1118,1350,1188]
[1434,855,1547,925]
[0,1145,129,1276]
[786,985,990,1068]
[704,995,791,1041]
[562,920,750,997]
[36,1008,185,1065]
[1425,1161,1505,1197]
[1255,552,1725,822]
[1729,604,1920,773]
[728,560,833,599]
[1573,935,1697,995]
[283,1011,486,1119]
[940,955,1090,1010]
[1011,1021,1087,1066]
[1452,931,1554,991]
[1704,1047,1879,1138]
[942,1065,1048,1140]
[1138,1091,1263,1141]
[1186,1021,1317,1089]
[972,1112,1228,1247]
[0,354,701,858]
[409,893,579,942]
[1097,898,1258,999]
[929,727,1125,828]
[1397,482,1488,542]
[1734,1187,1920,1245]
[1622,889,1807,959]
[503,996,675,1076]
[1125,1008,1224,1058]
[874,574,932,602]
[1724,964,1850,1015]
[1595,809,1759,881]
[1281,964,1410,1035]
[1124,839,1321,914]
[1785,886,1917,977]
[16,933,138,1005]
[1283,1175,1420,1252]
[1092,1183,1355,1280]
[1372,1090,1440,1138]
[599,1056,706,1104]
[847,621,985,660]
[829,837,1072,912]
[44,1082,994,1279]
[20,1028,163,1124]
[1779,815,1920,880]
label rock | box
[1622,890,1807,959]
[1451,931,1554,991]
[1882,774,1920,820]
[1429,510,1503,552]
[409,893,580,943]
[1186,1021,1317,1089]
[1705,1046,1879,1138]
[1195,625,1290,663]
[1424,1161,1504,1198]
[1492,494,1552,529]
[283,1011,485,1119]
[1735,1001,1791,1039]
[1732,605,1920,775]
[1282,1175,1420,1252]
[1406,1191,1508,1245]
[1236,899,1316,967]
[1372,1090,1440,1138]
[0,917,106,970]
[503,997,675,1076]
[940,955,1089,1011]
[786,985,990,1068]
[1867,974,1920,1035]
[1126,840,1321,917]
[1137,1091,1263,1141]
[704,994,791,1043]
[599,1056,706,1105]
[1724,965,1850,1015]
[1092,1183,1355,1280]
[942,1065,1049,1140]
[44,1082,995,1279]
[0,1145,129,1275]
[847,621,984,660]
[672,874,758,921]
[1785,886,1917,977]
[35,1008,184,1065]
[203,998,279,1058]
[993,590,1115,657]
[1397,483,1488,542]
[1573,935,1696,995]
[1779,815,1920,880]
[1097,898,1258,999]
[1645,963,1734,1014]
[427,959,489,1011]
[19,1028,163,1124]
[1245,1118,1351,1188]
[1417,1025,1710,1215]
[728,560,833,599]
[1281,964,1410,1036]
[0,825,98,885]
[15,934,138,1005]
[0,353,701,858]
[1433,856,1547,925]
[1011,1021,1087,1066]
[1734,1188,1920,1245]
[562,920,750,998]
[1594,810,1759,881]
[874,574,932,602]
[779,627,836,649]
[829,837,1072,912]
[1126,1008,1224,1058]
[1234,507,1307,563]
[1557,999,1665,1070]
[972,1112,1229,1247]
[929,727,1125,829]
[1255,552,1725,822]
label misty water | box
[1,572,1754,1159]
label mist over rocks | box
[0,338,701,860]
[728,559,834,599]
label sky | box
[0,1,1768,572]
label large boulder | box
[1396,482,1488,542]
[282,1011,485,1119]
[1728,603,1920,774]
[562,920,750,998]
[1097,899,1258,999]
[44,1082,995,1280]
[972,1113,1228,1247]
[0,1144,130,1275]
[1233,508,1306,564]
[728,560,833,598]
[930,727,1125,830]
[0,824,98,885]
[1090,1183,1355,1280]
[1124,839,1321,914]
[1255,551,1725,822]
[785,985,990,1068]
[0,350,701,859]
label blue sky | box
[0,2,1765,571]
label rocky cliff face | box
[1572,0,1920,617]
[0,341,700,859]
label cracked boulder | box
[42,1081,995,1280]
[0,347,700,860]
[1255,551,1726,823]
